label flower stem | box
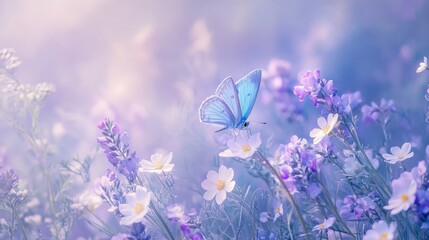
[150,202,175,240]
[12,208,28,240]
[257,151,310,240]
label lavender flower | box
[340,195,376,220]
[0,169,19,199]
[261,59,304,121]
[98,119,139,183]
[361,99,396,124]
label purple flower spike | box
[97,118,139,183]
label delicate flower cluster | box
[340,194,376,220]
[94,169,125,215]
[0,48,21,71]
[3,82,55,103]
[0,169,19,199]
[293,69,362,115]
[261,59,304,121]
[166,204,203,239]
[361,98,396,124]
[98,119,140,182]
[271,135,323,198]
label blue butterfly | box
[199,69,262,132]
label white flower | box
[416,56,428,73]
[309,114,338,144]
[139,152,174,174]
[363,221,396,240]
[365,149,379,170]
[119,186,151,225]
[312,217,335,231]
[384,172,417,215]
[201,165,236,205]
[24,215,42,225]
[273,200,283,222]
[343,155,362,176]
[259,212,269,223]
[219,133,261,159]
[166,204,190,223]
[71,190,103,211]
[382,142,414,164]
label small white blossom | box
[363,221,396,240]
[24,215,42,225]
[416,56,428,73]
[273,200,283,222]
[139,152,174,174]
[259,212,269,223]
[166,204,190,223]
[382,143,414,164]
[201,165,235,205]
[219,133,261,159]
[71,190,103,211]
[384,172,417,215]
[312,217,335,231]
[309,114,338,144]
[119,186,151,225]
[343,155,362,176]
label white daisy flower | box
[312,217,335,231]
[219,132,261,159]
[416,56,428,73]
[201,165,236,205]
[363,221,396,240]
[119,186,151,225]
[384,172,417,215]
[139,152,174,174]
[309,114,338,144]
[382,143,414,164]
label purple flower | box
[129,222,151,240]
[0,169,19,199]
[361,99,396,124]
[415,189,429,228]
[97,118,139,183]
[261,59,303,121]
[340,195,376,220]
[293,69,345,115]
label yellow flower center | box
[241,144,251,152]
[379,233,388,240]
[276,207,281,213]
[134,203,145,214]
[319,223,326,229]
[401,194,409,202]
[154,161,164,170]
[216,180,225,190]
[397,154,405,160]
[322,125,330,134]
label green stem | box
[257,151,311,240]
[150,202,175,240]
[12,208,28,240]
[318,180,355,238]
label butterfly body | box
[199,69,262,132]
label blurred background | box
[0,0,429,212]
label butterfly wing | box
[215,77,242,126]
[235,69,262,125]
[199,96,235,130]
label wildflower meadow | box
[0,1,429,240]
